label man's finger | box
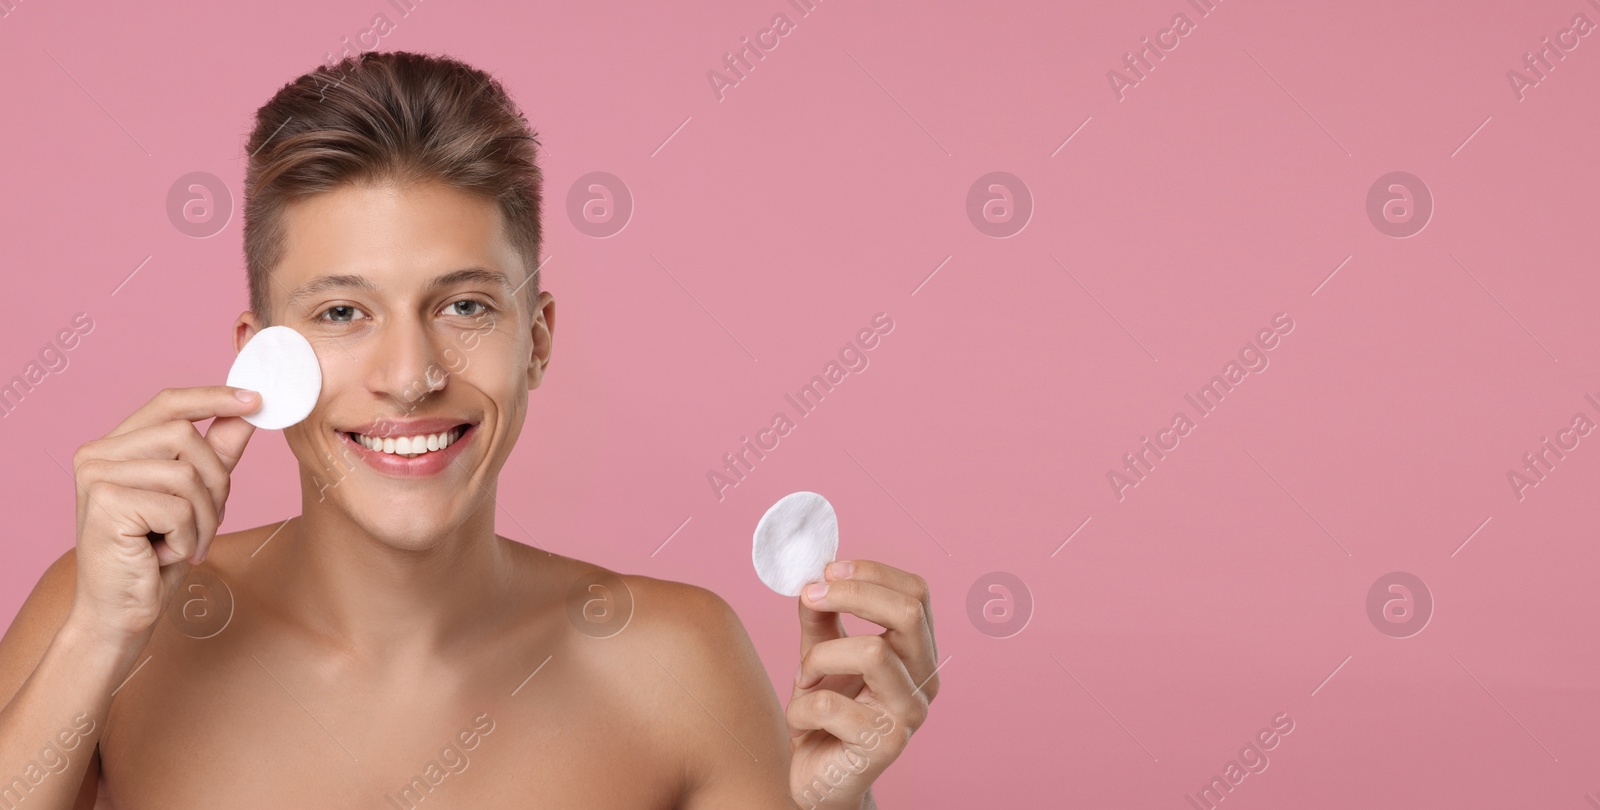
[786,688,896,758]
[94,484,200,566]
[109,386,262,438]
[203,415,257,474]
[829,560,929,611]
[801,572,938,701]
[804,578,924,636]
[75,458,220,564]
[798,593,846,663]
[828,560,935,653]
[795,635,924,724]
[80,422,233,515]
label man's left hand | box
[786,559,940,809]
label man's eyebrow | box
[282,268,514,312]
[284,274,379,312]
[431,267,514,294]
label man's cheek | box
[459,315,498,350]
[480,344,533,389]
[309,345,364,396]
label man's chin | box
[297,435,493,547]
[350,511,465,551]
[318,487,477,551]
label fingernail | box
[829,560,854,579]
[794,664,804,683]
[235,389,259,402]
[805,582,829,602]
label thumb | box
[797,589,845,662]
[204,414,257,473]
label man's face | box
[236,180,553,549]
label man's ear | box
[233,311,264,356]
[527,290,556,391]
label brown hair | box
[242,50,544,322]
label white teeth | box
[352,427,463,457]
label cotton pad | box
[226,325,322,430]
[752,491,839,597]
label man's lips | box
[341,416,473,437]
[347,424,467,456]
[333,418,480,477]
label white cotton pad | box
[225,325,322,430]
[752,491,839,597]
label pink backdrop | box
[4,0,1600,806]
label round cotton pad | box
[226,325,322,430]
[752,491,839,597]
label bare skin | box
[0,181,939,809]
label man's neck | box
[250,492,516,667]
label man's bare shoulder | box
[202,520,295,572]
[1,522,278,690]
[609,570,786,727]
[0,522,279,693]
[494,536,727,626]
[504,547,792,801]
[0,546,79,706]
[496,544,792,806]
[499,539,781,703]
[618,572,741,633]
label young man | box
[0,51,938,808]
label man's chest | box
[96,635,683,809]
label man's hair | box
[242,50,544,322]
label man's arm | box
[0,386,260,810]
[0,549,116,810]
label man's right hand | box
[66,386,261,643]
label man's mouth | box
[333,418,480,477]
[344,425,468,458]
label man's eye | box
[321,305,363,323]
[449,300,489,317]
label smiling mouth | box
[343,425,471,458]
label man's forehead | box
[278,182,516,269]
[263,182,530,317]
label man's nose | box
[368,315,449,407]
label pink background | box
[3,0,1600,806]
